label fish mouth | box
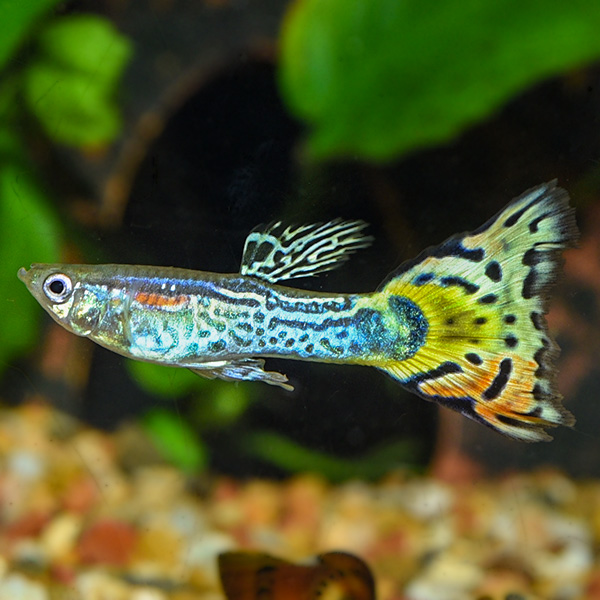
[17,267,29,283]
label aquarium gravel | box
[0,404,599,600]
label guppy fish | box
[19,181,578,442]
[218,551,375,600]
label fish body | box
[19,266,423,367]
[19,181,578,441]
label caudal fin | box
[379,181,578,441]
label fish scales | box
[26,265,426,367]
[19,182,578,441]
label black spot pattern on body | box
[285,339,295,347]
[504,335,518,348]
[208,340,226,353]
[305,344,314,353]
[482,358,512,400]
[504,314,516,324]
[474,317,487,325]
[485,261,502,282]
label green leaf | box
[23,15,132,147]
[0,157,61,373]
[279,0,600,161]
[24,62,122,146]
[127,360,205,398]
[142,408,207,473]
[0,0,63,71]
[192,384,253,429]
[244,430,420,482]
[35,15,132,90]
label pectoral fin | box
[240,219,372,283]
[189,358,293,391]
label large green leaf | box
[23,15,132,147]
[0,0,63,71]
[280,0,600,161]
[0,157,61,372]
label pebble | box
[1,404,600,600]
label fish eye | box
[43,273,73,303]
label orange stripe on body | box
[134,292,189,308]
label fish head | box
[18,264,107,336]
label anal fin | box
[189,358,293,391]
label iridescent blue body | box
[28,265,428,368]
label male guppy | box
[19,181,578,441]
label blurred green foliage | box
[24,15,132,146]
[244,431,421,483]
[0,8,131,379]
[143,408,207,473]
[0,0,62,70]
[279,0,600,161]
[0,159,61,365]
[128,360,253,428]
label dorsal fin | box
[240,219,372,283]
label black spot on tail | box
[414,273,435,285]
[465,353,482,365]
[405,361,462,385]
[529,212,551,233]
[440,276,479,294]
[503,195,543,227]
[530,311,544,330]
[482,358,512,400]
[478,293,498,304]
[522,271,537,299]
[485,261,502,282]
[431,239,485,262]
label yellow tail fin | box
[379,181,577,441]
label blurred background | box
[3,0,600,483]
